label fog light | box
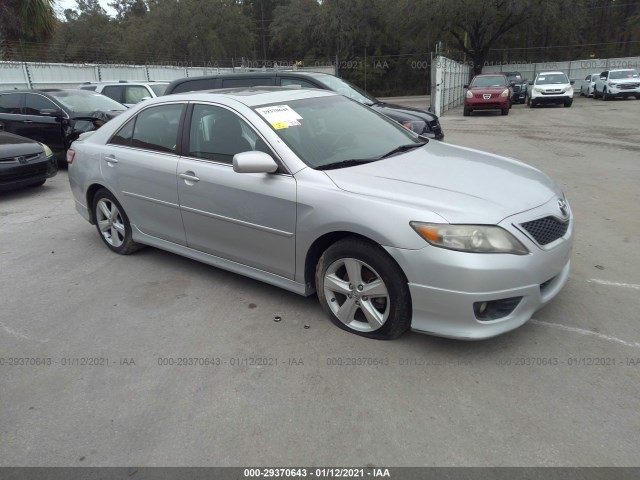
[478,301,488,314]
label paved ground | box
[1,96,639,467]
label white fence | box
[430,56,472,117]
[0,61,336,90]
[483,57,640,91]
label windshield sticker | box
[538,76,546,81]
[256,105,302,129]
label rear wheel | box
[315,238,411,340]
[92,188,142,255]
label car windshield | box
[609,70,639,80]
[307,74,378,106]
[506,73,522,81]
[48,90,125,112]
[536,74,569,85]
[150,83,169,96]
[470,76,506,87]
[253,95,422,169]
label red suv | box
[463,74,512,116]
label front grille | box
[512,85,521,93]
[541,90,563,95]
[0,153,41,163]
[619,83,639,89]
[521,216,569,245]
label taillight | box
[67,149,76,165]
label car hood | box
[371,102,437,122]
[0,132,44,158]
[323,141,559,224]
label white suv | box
[527,71,574,108]
[593,69,640,100]
[79,81,169,107]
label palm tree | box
[0,0,57,43]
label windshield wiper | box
[377,142,426,159]
[316,159,378,171]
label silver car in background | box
[68,88,573,340]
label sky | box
[55,0,117,18]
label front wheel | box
[463,108,471,116]
[501,107,509,115]
[92,188,142,255]
[564,99,573,107]
[315,238,411,340]
[602,89,609,101]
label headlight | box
[401,120,426,133]
[607,82,616,88]
[500,89,509,97]
[534,87,543,93]
[465,90,474,98]
[39,143,53,157]
[410,222,529,255]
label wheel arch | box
[85,183,110,224]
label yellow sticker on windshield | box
[272,122,289,130]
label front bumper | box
[0,154,58,191]
[607,85,640,97]
[465,97,510,110]
[385,197,573,340]
[531,93,572,104]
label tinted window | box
[80,85,97,91]
[188,104,258,164]
[131,104,184,153]
[0,93,23,114]
[281,78,319,88]
[470,76,507,87]
[125,85,150,104]
[150,84,168,96]
[171,79,216,94]
[25,94,60,115]
[101,85,124,103]
[108,117,135,147]
[221,77,273,87]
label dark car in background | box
[464,74,512,116]
[0,89,126,165]
[165,71,444,140]
[505,71,528,103]
[0,132,57,191]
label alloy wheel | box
[96,198,125,248]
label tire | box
[529,99,536,108]
[501,107,509,115]
[463,108,471,116]
[29,180,46,187]
[315,237,411,340]
[602,88,609,101]
[593,88,599,99]
[92,188,142,255]
[564,99,573,107]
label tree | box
[432,0,530,74]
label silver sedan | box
[68,88,573,340]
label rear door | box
[177,103,297,278]
[101,102,187,245]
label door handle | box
[23,120,33,124]
[104,155,118,164]
[179,172,200,182]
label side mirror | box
[528,81,534,85]
[570,80,575,85]
[463,84,468,89]
[600,76,606,80]
[233,151,278,174]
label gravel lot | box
[1,96,639,467]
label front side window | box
[125,86,150,104]
[150,84,168,96]
[108,117,135,147]
[25,94,60,116]
[131,104,184,153]
[188,104,257,164]
[0,93,23,114]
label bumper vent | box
[474,297,523,321]
[521,216,569,246]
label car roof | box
[157,86,337,107]
[82,81,169,84]
[473,73,506,76]
[537,71,566,75]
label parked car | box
[0,132,57,191]
[593,69,640,100]
[80,81,170,107]
[580,73,599,97]
[164,71,444,140]
[0,89,126,165]
[505,71,528,104]
[527,72,574,108]
[68,88,572,340]
[463,74,512,116]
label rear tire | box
[92,188,143,255]
[315,237,411,340]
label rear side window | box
[170,79,216,94]
[109,118,135,147]
[124,86,149,104]
[281,78,319,88]
[0,93,23,114]
[101,85,125,103]
[131,104,184,153]
[221,77,273,88]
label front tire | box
[463,108,471,116]
[564,99,573,107]
[602,88,609,101]
[501,107,509,115]
[315,238,411,340]
[29,180,46,187]
[92,188,142,255]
